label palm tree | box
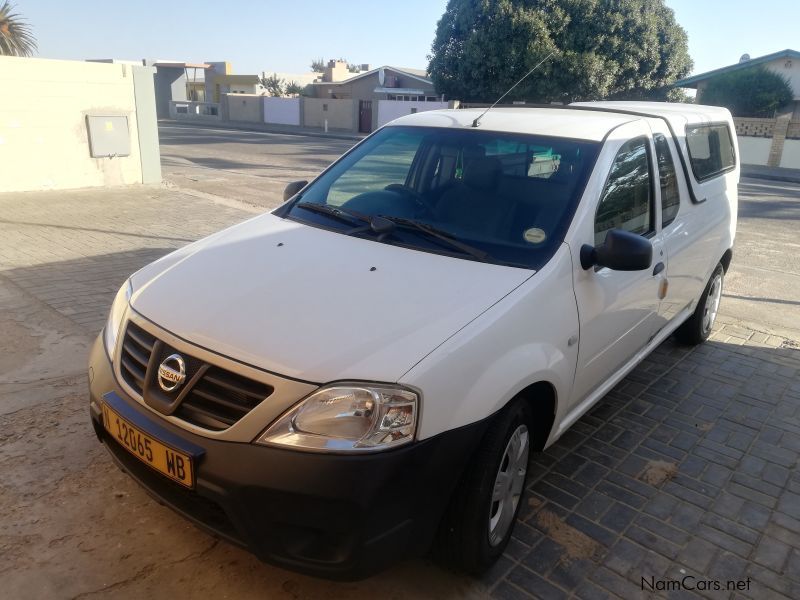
[0,2,37,57]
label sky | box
[17,0,800,77]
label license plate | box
[102,402,194,488]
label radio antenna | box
[471,51,555,128]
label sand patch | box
[536,509,599,563]
[0,319,41,374]
[640,460,678,486]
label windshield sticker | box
[523,227,547,244]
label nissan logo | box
[157,354,186,392]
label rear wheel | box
[435,400,531,574]
[675,263,724,345]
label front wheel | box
[675,263,724,345]
[435,400,531,574]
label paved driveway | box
[0,149,799,598]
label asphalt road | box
[158,122,800,333]
[159,123,355,208]
[725,178,800,333]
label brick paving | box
[0,186,252,333]
[484,324,800,599]
[1,185,799,598]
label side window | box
[654,134,680,227]
[326,132,420,206]
[686,123,736,181]
[594,137,653,246]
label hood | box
[130,214,533,383]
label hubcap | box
[702,273,723,335]
[488,424,529,547]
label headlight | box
[103,279,132,358]
[257,385,418,452]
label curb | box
[741,165,800,185]
[741,173,800,184]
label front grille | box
[118,321,274,431]
[177,366,273,431]
[120,321,156,395]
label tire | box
[434,400,531,574]
[675,263,724,345]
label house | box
[151,61,210,118]
[674,49,800,118]
[307,61,442,132]
[150,60,267,117]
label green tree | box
[699,66,793,117]
[285,80,304,95]
[0,1,37,57]
[260,73,285,97]
[427,0,692,103]
[310,58,325,72]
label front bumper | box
[88,335,487,579]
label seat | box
[434,156,508,237]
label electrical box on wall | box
[86,115,131,158]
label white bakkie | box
[89,101,738,578]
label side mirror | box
[283,180,308,202]
[580,229,652,271]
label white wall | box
[264,97,300,125]
[0,56,156,192]
[780,139,800,169]
[737,136,772,166]
[765,58,800,100]
[377,100,449,128]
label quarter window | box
[654,134,680,227]
[595,137,653,246]
[686,123,736,181]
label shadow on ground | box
[2,248,176,334]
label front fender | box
[401,244,579,441]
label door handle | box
[652,262,665,276]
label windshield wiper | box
[377,215,490,262]
[296,203,490,262]
[296,202,371,227]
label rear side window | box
[685,124,736,182]
[595,137,653,246]
[653,134,680,227]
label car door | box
[648,119,707,325]
[568,122,665,406]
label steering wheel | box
[384,184,435,218]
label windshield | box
[281,126,600,269]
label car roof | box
[571,101,731,121]
[387,102,733,142]
[387,107,636,141]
